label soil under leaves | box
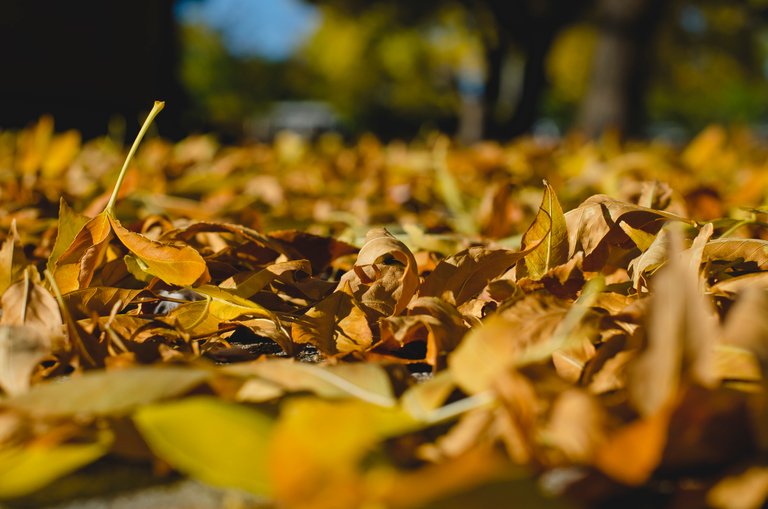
[1,121,768,508]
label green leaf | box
[4,366,209,417]
[522,181,568,280]
[0,431,111,500]
[133,396,274,496]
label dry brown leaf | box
[292,281,373,355]
[1,276,63,344]
[703,238,768,270]
[449,295,572,394]
[268,230,358,274]
[565,194,690,270]
[420,247,529,306]
[338,228,418,318]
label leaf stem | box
[105,101,165,214]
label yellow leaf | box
[522,181,568,280]
[339,228,418,317]
[55,212,112,289]
[46,199,90,277]
[134,396,273,496]
[0,431,111,500]
[41,130,80,178]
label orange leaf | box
[108,215,209,287]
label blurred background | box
[3,0,768,143]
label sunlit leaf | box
[108,215,209,287]
[4,366,209,417]
[522,181,568,280]
[338,227,419,317]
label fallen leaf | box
[628,229,718,416]
[543,389,606,464]
[62,287,143,320]
[0,430,111,500]
[269,397,417,509]
[55,212,112,291]
[522,181,568,280]
[449,295,572,394]
[292,281,373,355]
[420,247,528,306]
[4,366,209,417]
[134,396,273,496]
[338,228,418,317]
[703,238,768,270]
[108,215,209,287]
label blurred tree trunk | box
[577,0,667,137]
[478,0,588,140]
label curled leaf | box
[108,215,209,287]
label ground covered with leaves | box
[1,110,768,508]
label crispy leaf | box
[449,295,573,394]
[108,215,209,287]
[62,287,143,320]
[292,281,373,355]
[420,247,528,305]
[338,228,419,317]
[703,238,768,270]
[1,276,63,344]
[55,212,112,290]
[522,181,568,280]
[134,396,273,496]
[565,194,690,270]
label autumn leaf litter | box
[0,115,767,508]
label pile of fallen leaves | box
[1,106,768,509]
